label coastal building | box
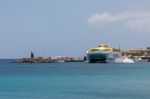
[129,48,147,56]
[122,47,150,61]
[122,47,150,56]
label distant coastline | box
[12,45,150,63]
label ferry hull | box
[87,52,107,63]
[87,51,123,63]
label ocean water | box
[0,60,150,99]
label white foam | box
[123,58,134,63]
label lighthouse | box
[31,51,34,58]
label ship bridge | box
[89,44,120,52]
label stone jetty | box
[13,51,85,63]
[13,56,84,63]
[14,57,52,63]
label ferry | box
[87,44,123,63]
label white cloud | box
[88,11,150,32]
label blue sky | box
[0,0,150,58]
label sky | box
[0,0,150,58]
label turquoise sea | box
[0,59,150,99]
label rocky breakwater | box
[13,56,85,63]
[14,57,52,63]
